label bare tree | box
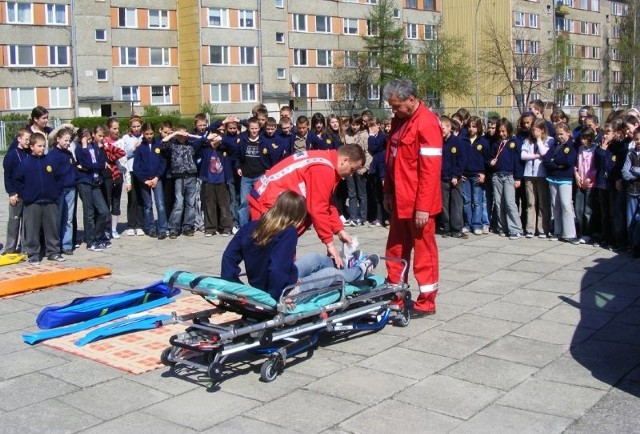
[330,51,378,116]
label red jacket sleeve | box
[303,165,342,244]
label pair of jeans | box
[462,176,486,231]
[347,173,367,222]
[140,180,168,234]
[227,179,239,227]
[574,188,594,237]
[492,174,522,235]
[126,173,144,230]
[57,187,76,251]
[169,177,197,232]
[548,181,576,239]
[294,253,363,293]
[626,195,640,245]
[238,175,261,228]
[77,183,110,246]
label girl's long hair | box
[252,191,307,248]
[529,118,549,143]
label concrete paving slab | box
[511,319,596,346]
[81,411,197,434]
[439,268,490,284]
[497,378,607,419]
[471,301,546,323]
[401,329,491,359]
[477,336,567,367]
[204,416,300,434]
[0,399,102,434]
[129,368,202,396]
[437,290,501,308]
[320,332,406,357]
[0,347,69,379]
[214,368,316,403]
[439,313,521,339]
[395,374,502,420]
[536,355,632,390]
[500,288,565,308]
[0,297,38,314]
[0,310,39,333]
[442,354,537,390]
[340,399,462,434]
[41,359,122,388]
[450,404,572,434]
[0,373,78,411]
[485,269,544,284]
[455,279,519,295]
[285,348,364,378]
[357,346,456,380]
[540,303,615,329]
[521,278,582,294]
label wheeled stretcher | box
[160,257,411,383]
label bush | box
[1,114,30,150]
[70,115,197,136]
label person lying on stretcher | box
[221,190,379,302]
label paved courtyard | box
[0,189,639,433]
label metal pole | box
[474,0,482,112]
[70,0,79,117]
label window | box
[294,83,307,98]
[579,20,588,34]
[96,69,108,81]
[516,67,525,80]
[150,47,170,66]
[368,85,380,100]
[240,47,256,65]
[46,4,67,25]
[530,41,539,54]
[241,84,257,101]
[318,83,333,100]
[345,84,359,100]
[276,32,285,43]
[611,48,620,61]
[406,23,417,39]
[365,0,378,4]
[209,46,229,65]
[277,68,286,79]
[316,16,331,33]
[151,85,171,105]
[211,83,230,102]
[611,2,626,16]
[424,24,436,40]
[530,67,538,81]
[317,49,332,67]
[149,10,169,29]
[344,50,358,68]
[368,52,379,67]
[393,8,400,18]
[293,14,306,32]
[514,12,524,27]
[239,10,255,28]
[119,47,137,66]
[529,13,538,28]
[613,70,621,83]
[208,8,229,27]
[591,0,599,11]
[8,45,34,66]
[9,88,36,109]
[275,0,284,8]
[580,0,588,9]
[48,46,69,66]
[564,93,575,106]
[591,23,599,36]
[612,26,620,39]
[515,39,525,54]
[121,86,139,103]
[7,2,32,24]
[566,69,575,81]
[95,29,107,41]
[49,87,70,108]
[343,18,358,35]
[408,53,418,66]
[406,0,417,8]
[367,20,378,36]
[423,0,435,10]
[118,8,136,28]
[293,49,307,66]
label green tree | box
[547,34,582,108]
[330,51,377,115]
[616,0,640,107]
[363,0,407,107]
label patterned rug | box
[0,262,68,281]
[43,295,240,374]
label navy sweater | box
[133,139,167,181]
[49,146,78,189]
[308,132,334,150]
[262,131,292,166]
[198,147,227,184]
[75,142,107,185]
[15,153,62,205]
[593,146,614,190]
[489,137,524,179]
[542,139,577,180]
[464,136,489,176]
[3,146,29,196]
[221,220,298,299]
[368,132,387,157]
[441,134,467,180]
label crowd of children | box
[6,101,640,264]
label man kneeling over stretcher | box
[221,191,379,299]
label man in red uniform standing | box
[248,144,365,268]
[383,79,443,315]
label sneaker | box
[221,231,232,237]
[135,228,145,236]
[102,241,112,249]
[441,232,451,238]
[182,230,195,237]
[509,233,522,240]
[358,254,380,277]
[147,232,157,238]
[111,231,121,239]
[359,220,366,226]
[232,227,239,235]
[369,220,382,227]
[473,229,483,235]
[104,231,111,240]
[345,219,355,227]
[525,232,534,238]
[157,233,167,240]
[538,233,547,239]
[461,227,470,234]
[204,232,214,237]
[349,250,365,268]
[126,229,136,236]
[579,236,590,244]
[28,256,41,265]
[482,226,490,234]
[62,249,74,255]
[48,254,66,262]
[568,237,581,245]
[86,244,104,252]
[548,234,559,241]
[169,232,179,239]
[498,232,506,237]
[451,232,469,239]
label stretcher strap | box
[166,270,186,288]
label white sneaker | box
[473,229,482,235]
[135,228,145,236]
[126,228,135,236]
[340,215,347,224]
[461,227,470,234]
[232,227,239,235]
[111,231,121,239]
[358,254,380,277]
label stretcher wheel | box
[259,331,273,346]
[207,362,224,380]
[260,354,284,383]
[395,310,410,327]
[160,347,176,366]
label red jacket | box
[250,150,343,244]
[384,103,443,219]
[103,139,127,182]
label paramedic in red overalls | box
[383,79,443,315]
[248,144,366,268]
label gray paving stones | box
[439,314,521,339]
[442,355,537,390]
[536,356,631,390]
[0,348,68,379]
[450,404,572,434]
[395,374,503,420]
[438,290,501,308]
[0,399,102,434]
[540,303,615,329]
[511,319,596,346]
[478,336,567,367]
[204,416,300,434]
[402,329,491,359]
[500,288,564,308]
[82,412,198,434]
[471,301,546,323]
[0,373,78,411]
[41,359,121,388]
[357,346,456,380]
[322,332,406,357]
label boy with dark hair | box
[3,128,30,254]
[236,117,270,227]
[199,132,234,236]
[439,117,468,238]
[293,116,310,152]
[263,117,291,166]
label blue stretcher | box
[160,257,411,383]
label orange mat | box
[43,295,240,374]
[0,265,111,297]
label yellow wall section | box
[177,0,202,116]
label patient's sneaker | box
[358,254,380,277]
[348,250,365,268]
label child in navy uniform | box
[199,132,233,236]
[464,116,490,235]
[3,128,30,254]
[49,128,78,255]
[367,118,386,227]
[15,133,65,263]
[439,117,468,238]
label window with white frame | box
[119,47,137,66]
[241,84,257,101]
[424,24,435,40]
[211,83,230,102]
[564,93,575,106]
[406,0,417,8]
[592,70,600,82]
[239,10,255,28]
[95,29,107,41]
[613,70,621,83]
[118,8,136,28]
[529,13,538,28]
[46,4,67,25]
[408,53,418,65]
[368,85,380,100]
[579,20,588,34]
[345,83,359,100]
[516,67,525,80]
[275,0,284,8]
[514,12,524,27]
[7,2,32,24]
[368,52,379,67]
[317,49,332,67]
[515,39,525,54]
[365,0,378,4]
[208,8,229,27]
[530,40,539,54]
[344,50,358,68]
[580,0,588,9]
[277,68,286,79]
[393,8,400,18]
[151,85,172,104]
[530,67,538,80]
[367,19,378,36]
[611,2,626,16]
[96,69,108,81]
[406,23,417,39]
[423,0,435,9]
[612,26,620,39]
[566,68,575,81]
[276,32,285,43]
[318,83,333,100]
[611,47,620,61]
[240,47,256,65]
[292,14,307,31]
[10,87,35,109]
[48,46,69,66]
[8,45,34,66]
[209,46,229,64]
[49,87,70,108]
[294,83,308,98]
[591,23,599,35]
[293,49,307,66]
[121,86,139,103]
[149,10,169,29]
[150,47,170,66]
[316,15,331,33]
[343,18,358,35]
